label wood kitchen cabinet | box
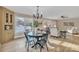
[0,7,15,44]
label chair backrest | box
[45,27,50,34]
[24,32,29,41]
[50,27,59,36]
[42,33,48,41]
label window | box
[15,17,25,33]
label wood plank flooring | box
[0,34,79,52]
[1,37,47,52]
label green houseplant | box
[33,20,39,27]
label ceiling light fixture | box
[33,6,43,19]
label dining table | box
[27,31,46,48]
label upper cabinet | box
[10,14,13,23]
[6,13,9,23]
[4,9,14,25]
[0,7,15,43]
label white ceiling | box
[5,6,79,19]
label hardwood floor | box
[47,35,79,52]
[1,37,47,52]
[1,34,79,52]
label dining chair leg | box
[25,42,27,48]
[46,43,48,52]
[40,47,42,52]
[27,43,29,52]
[25,42,29,52]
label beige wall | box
[42,19,56,27]
[42,18,79,33]
[15,12,79,33]
[57,18,79,33]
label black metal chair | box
[38,33,48,52]
[31,36,44,49]
[41,33,48,50]
[60,31,67,39]
[42,33,48,41]
[31,33,48,52]
[24,32,35,52]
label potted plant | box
[33,20,39,27]
[33,20,39,33]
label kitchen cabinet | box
[0,7,15,43]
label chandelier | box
[33,6,43,19]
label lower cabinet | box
[2,30,14,43]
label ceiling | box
[5,6,79,19]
